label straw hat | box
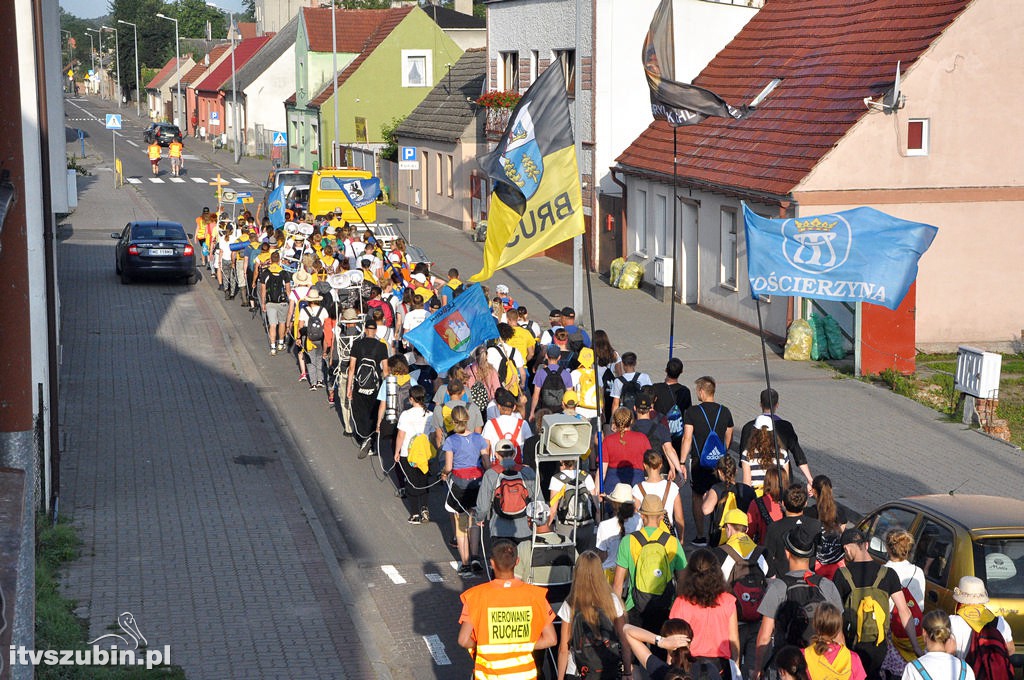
[605,483,634,505]
[953,576,989,604]
[292,269,312,287]
[639,494,665,516]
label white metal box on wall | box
[955,345,1002,398]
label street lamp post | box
[87,27,104,98]
[156,13,182,131]
[85,31,94,78]
[118,20,140,117]
[102,26,121,107]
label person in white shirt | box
[948,575,1015,660]
[481,388,532,463]
[487,325,527,399]
[632,449,684,533]
[395,385,434,525]
[594,483,641,578]
[609,351,653,413]
[902,610,975,680]
[549,457,597,553]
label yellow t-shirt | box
[507,326,536,363]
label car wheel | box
[185,271,198,285]
[120,270,131,285]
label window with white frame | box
[553,49,576,97]
[401,50,432,88]
[654,194,668,256]
[720,207,738,288]
[635,189,648,253]
[501,51,519,91]
[446,155,454,197]
[907,118,929,156]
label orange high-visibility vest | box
[147,144,161,160]
[168,141,182,158]
[459,579,554,680]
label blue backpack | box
[698,405,726,469]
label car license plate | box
[150,248,174,256]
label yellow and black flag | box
[644,0,747,126]
[471,65,584,282]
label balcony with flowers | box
[477,90,522,141]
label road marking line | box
[191,177,206,184]
[126,140,139,147]
[170,177,185,183]
[125,178,142,184]
[425,573,443,583]
[381,565,406,585]
[449,561,459,570]
[231,177,249,184]
[423,635,452,666]
[149,178,165,183]
[182,154,201,160]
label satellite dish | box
[882,60,903,113]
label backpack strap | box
[754,496,772,526]
[957,659,966,680]
[510,418,524,444]
[492,418,505,440]
[910,660,934,680]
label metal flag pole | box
[668,125,679,359]
[582,227,604,502]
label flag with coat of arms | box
[471,64,585,282]
[266,185,286,229]
[743,204,938,310]
[403,283,499,373]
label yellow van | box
[308,167,378,223]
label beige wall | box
[395,136,481,231]
[795,0,1024,349]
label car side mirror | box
[110,232,121,239]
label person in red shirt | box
[602,407,653,490]
[458,539,556,680]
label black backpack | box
[571,609,622,679]
[566,328,586,353]
[721,544,767,622]
[775,570,827,648]
[539,367,569,410]
[264,270,288,303]
[554,471,594,526]
[617,374,643,411]
[353,353,382,397]
[306,306,325,342]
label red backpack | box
[966,620,1014,680]
[491,461,529,518]
[721,544,767,622]
[889,571,923,641]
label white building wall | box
[596,0,757,197]
[243,43,296,150]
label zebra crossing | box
[124,174,253,186]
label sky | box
[60,0,247,20]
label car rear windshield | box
[133,226,186,241]
[974,538,1024,598]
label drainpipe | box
[609,167,628,261]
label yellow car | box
[857,494,1024,655]
[308,167,377,223]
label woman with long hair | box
[595,483,640,584]
[622,619,693,680]
[592,330,621,423]
[701,455,755,547]
[601,408,650,488]
[804,604,866,680]
[746,465,788,544]
[881,529,926,673]
[557,551,631,680]
[440,405,488,577]
[805,475,848,579]
[901,611,975,680]
[741,416,790,491]
[465,345,500,420]
[668,548,739,672]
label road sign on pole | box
[399,146,419,171]
[272,132,287,147]
[209,111,220,127]
[105,114,122,130]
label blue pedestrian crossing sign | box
[399,146,418,171]
[105,114,122,130]
[272,131,287,147]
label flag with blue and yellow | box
[471,65,584,282]
[404,284,499,373]
[266,185,286,229]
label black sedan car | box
[143,123,182,147]
[112,221,196,284]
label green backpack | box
[837,566,890,646]
[629,527,676,615]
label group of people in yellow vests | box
[146,138,184,177]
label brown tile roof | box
[238,22,258,40]
[192,36,272,93]
[145,57,178,90]
[616,0,973,201]
[180,45,230,86]
[300,6,412,54]
[306,7,413,108]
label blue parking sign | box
[399,146,418,170]
[401,146,417,162]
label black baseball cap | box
[561,306,576,317]
[635,393,653,411]
[548,308,562,318]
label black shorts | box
[690,464,717,494]
[446,476,480,514]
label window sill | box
[719,282,738,292]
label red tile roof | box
[616,0,973,201]
[300,6,412,54]
[238,22,257,40]
[145,57,178,90]
[306,8,412,108]
[180,45,230,86]
[193,36,272,92]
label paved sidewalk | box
[57,166,379,678]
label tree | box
[379,116,405,162]
[240,0,256,23]
[177,0,227,39]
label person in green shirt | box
[613,493,688,630]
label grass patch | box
[35,516,186,679]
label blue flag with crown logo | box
[404,283,499,373]
[743,204,937,310]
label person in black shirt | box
[737,389,813,494]
[650,357,692,447]
[680,376,734,546]
[834,528,922,679]
[347,320,388,454]
[762,483,821,577]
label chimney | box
[455,0,473,15]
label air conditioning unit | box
[955,346,1001,398]
[652,255,674,287]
